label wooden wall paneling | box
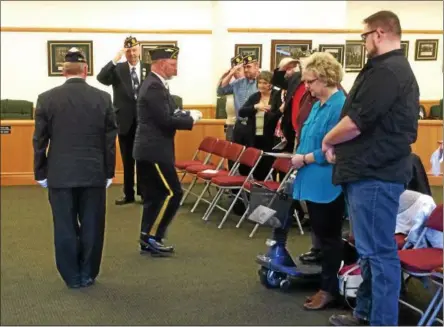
[1,119,441,186]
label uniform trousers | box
[137,161,183,240]
[118,121,140,199]
[48,187,106,286]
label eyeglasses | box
[304,78,318,85]
[361,29,377,41]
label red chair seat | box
[197,169,229,180]
[185,164,216,174]
[175,160,203,170]
[347,234,406,250]
[398,248,443,273]
[211,175,246,187]
[245,180,280,191]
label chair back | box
[211,140,230,157]
[272,157,292,174]
[1,99,34,119]
[426,204,443,232]
[239,147,263,168]
[224,143,245,162]
[198,137,218,153]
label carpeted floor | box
[0,185,440,325]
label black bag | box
[247,184,293,227]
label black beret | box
[231,54,243,67]
[149,46,180,60]
[243,54,258,65]
[124,36,139,49]
[64,48,87,63]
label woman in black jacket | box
[237,71,282,180]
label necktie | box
[165,82,169,91]
[131,67,140,99]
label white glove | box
[37,179,48,188]
[106,179,113,188]
[189,110,203,123]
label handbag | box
[338,262,363,308]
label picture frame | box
[139,41,178,64]
[345,41,365,72]
[270,40,312,70]
[319,44,345,66]
[401,41,410,58]
[47,40,93,77]
[234,44,263,67]
[415,39,439,61]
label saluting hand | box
[113,48,127,64]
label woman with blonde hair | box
[290,52,346,310]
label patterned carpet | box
[0,185,439,325]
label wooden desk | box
[0,119,442,186]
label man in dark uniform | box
[33,48,117,288]
[97,36,150,205]
[133,46,202,256]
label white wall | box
[218,0,443,99]
[0,1,213,105]
[0,0,443,106]
[346,1,444,99]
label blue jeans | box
[344,179,404,326]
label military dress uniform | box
[97,36,150,205]
[33,49,118,288]
[133,46,198,256]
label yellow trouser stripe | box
[149,163,174,236]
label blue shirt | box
[217,78,258,117]
[292,90,345,203]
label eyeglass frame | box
[360,29,377,41]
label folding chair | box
[398,204,444,324]
[180,139,231,206]
[201,147,263,229]
[233,157,299,235]
[190,142,245,213]
[175,136,218,183]
[416,267,443,326]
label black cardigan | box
[236,90,282,150]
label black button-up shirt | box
[333,49,420,185]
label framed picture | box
[234,44,262,67]
[401,41,410,58]
[47,40,93,76]
[270,40,312,70]
[139,41,178,64]
[415,39,439,61]
[345,41,365,72]
[319,44,345,66]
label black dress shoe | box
[81,277,95,288]
[115,197,135,205]
[299,248,322,264]
[140,238,174,255]
[67,283,81,289]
